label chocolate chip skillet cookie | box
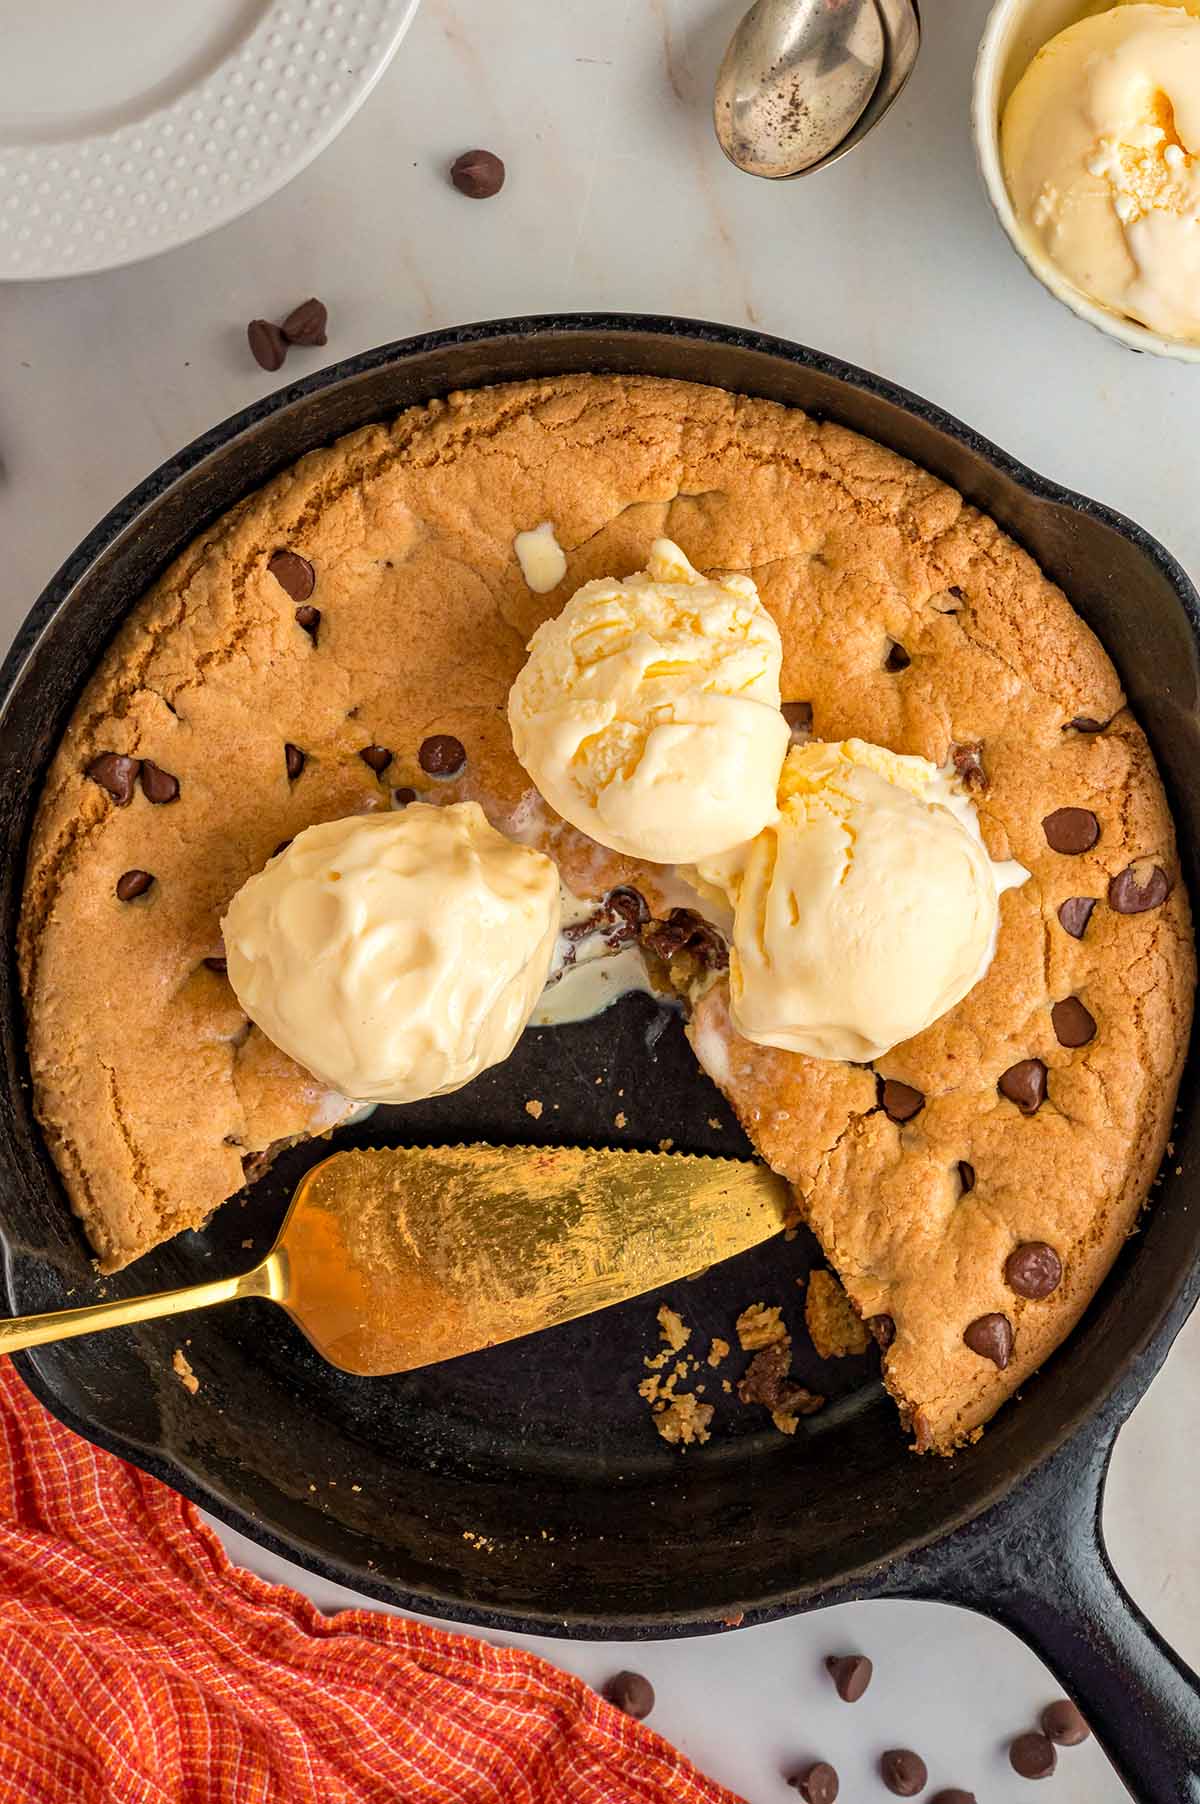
[19,374,1193,1452]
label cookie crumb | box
[614,1110,627,1128]
[805,1269,870,1358]
[707,1336,730,1367]
[736,1302,787,1350]
[652,1392,713,1446]
[462,1529,497,1553]
[241,1238,254,1249]
[657,1304,691,1352]
[171,1349,199,1395]
[658,1137,674,1152]
[707,1117,722,1129]
[524,1098,544,1119]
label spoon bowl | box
[715,0,920,180]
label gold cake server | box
[0,1145,789,1375]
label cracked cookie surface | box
[19,374,1193,1454]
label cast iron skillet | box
[1,317,1198,1801]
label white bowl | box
[972,0,1200,362]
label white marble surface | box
[2,1,1198,1798]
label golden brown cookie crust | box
[19,375,1193,1459]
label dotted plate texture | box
[0,0,419,280]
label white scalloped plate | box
[0,0,419,280]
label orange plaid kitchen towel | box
[0,1361,742,1803]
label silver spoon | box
[714,0,919,181]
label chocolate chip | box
[87,753,140,806]
[885,640,911,672]
[269,550,316,602]
[1042,807,1099,855]
[280,297,328,347]
[1109,861,1172,914]
[562,886,651,958]
[1041,1700,1090,1746]
[241,1147,274,1184]
[738,1344,823,1419]
[359,745,393,774]
[285,743,306,780]
[958,1160,976,1195]
[1057,896,1096,940]
[951,741,987,791]
[930,1793,976,1804]
[1066,716,1105,733]
[602,1671,654,1720]
[783,701,814,735]
[880,1749,927,1796]
[641,908,729,972]
[998,1059,1047,1114]
[880,1078,924,1123]
[788,1761,839,1802]
[1052,995,1096,1047]
[1006,1241,1063,1299]
[247,318,287,372]
[115,869,154,902]
[450,148,506,198]
[824,1654,872,1702]
[392,787,418,807]
[203,956,228,975]
[295,605,321,643]
[963,1312,1014,1367]
[867,1314,895,1351]
[418,733,466,777]
[139,760,179,805]
[272,839,293,859]
[1010,1731,1056,1779]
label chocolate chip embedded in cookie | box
[1051,996,1096,1047]
[87,753,140,806]
[268,550,315,602]
[884,640,911,672]
[203,955,228,975]
[867,1314,896,1350]
[294,605,321,643]
[139,761,179,805]
[963,1312,1014,1367]
[1057,896,1097,939]
[418,734,466,778]
[957,1160,976,1195]
[359,745,393,774]
[782,700,814,736]
[951,741,987,791]
[998,1058,1047,1113]
[880,1078,924,1123]
[284,743,306,781]
[115,869,154,902]
[1042,807,1100,854]
[1109,861,1172,914]
[1006,1242,1063,1300]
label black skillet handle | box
[883,1423,1200,1803]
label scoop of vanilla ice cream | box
[1002,4,1200,341]
[507,539,790,865]
[698,740,1028,1063]
[222,804,560,1103]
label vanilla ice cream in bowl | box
[974,0,1200,358]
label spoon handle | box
[0,1254,282,1355]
